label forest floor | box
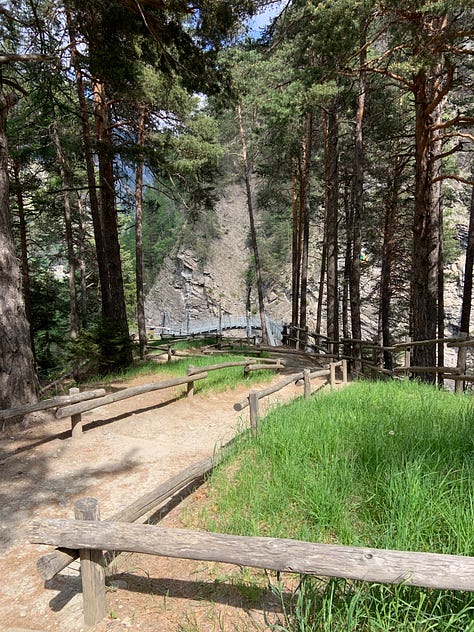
[0,357,337,632]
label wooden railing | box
[0,357,282,437]
[30,496,474,627]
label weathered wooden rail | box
[340,333,474,391]
[0,388,106,423]
[30,496,474,627]
[36,450,227,581]
[234,360,348,436]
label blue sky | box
[247,1,286,37]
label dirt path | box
[0,368,333,632]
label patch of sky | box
[247,1,287,38]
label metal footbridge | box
[148,314,283,346]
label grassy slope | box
[197,380,474,630]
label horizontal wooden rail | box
[234,372,304,412]
[393,366,461,374]
[186,360,269,376]
[447,338,474,348]
[36,453,223,580]
[30,519,474,593]
[55,373,208,419]
[295,368,331,385]
[244,363,282,374]
[393,337,461,349]
[446,374,474,382]
[0,388,106,422]
[341,338,396,352]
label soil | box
[0,359,336,632]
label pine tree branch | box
[0,53,53,65]
[432,174,474,186]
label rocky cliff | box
[145,182,469,348]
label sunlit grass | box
[83,350,275,394]
[197,379,474,630]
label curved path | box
[0,367,336,631]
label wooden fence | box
[339,333,474,391]
[30,496,474,627]
[0,356,283,438]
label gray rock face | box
[145,182,471,355]
[145,182,291,332]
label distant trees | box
[257,0,474,378]
[0,0,265,408]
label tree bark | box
[325,101,339,349]
[411,67,445,381]
[66,10,108,317]
[11,160,35,357]
[50,121,80,342]
[291,157,300,344]
[299,112,313,347]
[380,155,402,371]
[135,105,147,359]
[0,88,38,410]
[342,170,352,347]
[349,39,366,368]
[237,103,268,345]
[460,183,474,334]
[92,77,132,368]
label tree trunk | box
[411,69,444,381]
[299,112,313,348]
[66,11,108,318]
[291,157,300,345]
[325,101,339,350]
[0,88,38,410]
[380,156,402,371]
[342,171,352,347]
[135,106,147,360]
[12,160,35,357]
[237,104,268,345]
[68,13,131,370]
[77,198,89,329]
[460,183,474,334]
[349,41,366,367]
[435,147,444,386]
[50,121,80,342]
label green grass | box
[82,352,275,395]
[198,380,474,630]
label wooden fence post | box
[404,337,411,371]
[74,498,107,628]
[303,369,311,399]
[455,332,468,394]
[330,362,336,388]
[249,391,259,437]
[187,365,195,398]
[69,387,82,440]
[342,359,348,384]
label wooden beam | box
[393,366,461,374]
[36,454,219,580]
[234,372,304,411]
[30,520,474,592]
[55,373,208,419]
[187,361,257,376]
[0,389,106,421]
